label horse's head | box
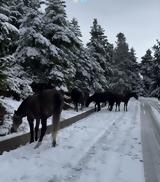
[11,110,23,133]
[132,92,138,100]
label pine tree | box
[112,33,140,93]
[0,60,7,90]
[113,32,129,69]
[0,1,19,57]
[68,18,92,89]
[69,18,82,41]
[43,0,86,88]
[87,18,113,90]
[150,40,160,97]
[140,49,154,96]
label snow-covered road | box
[0,100,145,182]
[141,98,160,182]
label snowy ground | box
[0,99,145,182]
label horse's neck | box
[124,93,131,101]
[126,93,134,100]
[17,100,28,117]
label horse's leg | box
[80,102,83,111]
[39,118,47,142]
[95,103,97,111]
[98,102,101,111]
[124,103,127,111]
[28,117,34,143]
[52,114,60,147]
[76,102,78,112]
[35,118,40,141]
[35,117,47,148]
[126,103,128,111]
[115,103,117,111]
[118,103,120,111]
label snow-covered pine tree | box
[0,0,41,98]
[87,18,113,90]
[150,40,160,98]
[43,0,87,88]
[127,48,141,92]
[67,18,93,90]
[0,1,19,57]
[0,1,20,93]
[15,7,59,82]
[69,18,82,41]
[113,32,129,69]
[112,33,140,93]
[140,49,154,96]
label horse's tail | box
[53,92,64,114]
[52,91,64,147]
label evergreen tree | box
[43,0,85,88]
[87,18,113,90]
[68,18,92,89]
[69,18,82,41]
[112,33,140,93]
[15,8,59,81]
[113,32,129,69]
[140,49,154,96]
[0,1,19,57]
[0,60,7,90]
[150,40,160,97]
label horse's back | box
[38,89,64,113]
[26,89,63,117]
[71,88,83,102]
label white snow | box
[26,47,39,58]
[0,100,145,182]
[2,22,19,35]
[0,13,9,22]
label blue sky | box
[65,0,160,61]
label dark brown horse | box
[70,88,85,112]
[86,92,108,112]
[86,91,117,112]
[11,89,64,148]
[115,91,138,111]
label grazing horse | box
[70,88,85,112]
[115,92,138,111]
[11,89,64,148]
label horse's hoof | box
[34,142,42,149]
[52,141,56,147]
[30,140,34,144]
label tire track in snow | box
[141,101,160,182]
[61,102,141,182]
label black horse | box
[86,92,110,112]
[115,91,138,111]
[11,89,64,148]
[70,88,87,112]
